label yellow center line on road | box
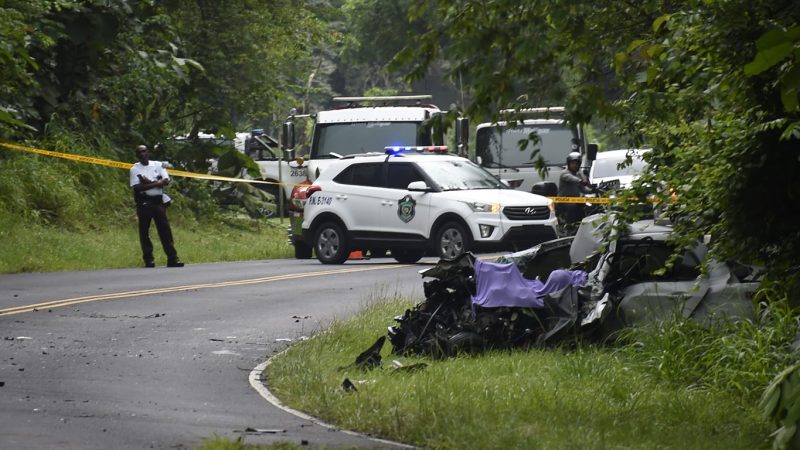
[0,264,405,317]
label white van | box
[588,149,650,190]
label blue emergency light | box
[384,146,449,155]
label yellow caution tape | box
[0,142,301,187]
[0,142,669,202]
[548,196,610,204]
[547,196,661,204]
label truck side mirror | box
[281,121,295,152]
[455,117,469,157]
[281,121,296,161]
[587,143,598,162]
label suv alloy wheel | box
[314,221,349,264]
[435,221,471,260]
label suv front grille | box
[503,205,550,220]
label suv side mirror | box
[587,143,598,162]
[455,117,469,157]
[407,181,431,192]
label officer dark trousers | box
[136,202,178,265]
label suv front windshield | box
[419,159,506,191]
[476,123,575,167]
[313,122,432,158]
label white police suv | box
[302,147,559,264]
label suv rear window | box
[387,163,425,189]
[333,162,383,187]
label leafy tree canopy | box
[395,0,800,285]
[0,0,331,148]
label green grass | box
[266,297,774,450]
[0,212,293,273]
[616,300,800,402]
[197,436,307,450]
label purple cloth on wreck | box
[471,259,588,309]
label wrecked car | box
[501,214,760,330]
[384,214,761,357]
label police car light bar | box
[384,146,449,155]
[334,95,433,103]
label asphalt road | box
[0,257,437,449]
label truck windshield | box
[476,124,575,167]
[313,122,432,158]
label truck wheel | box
[293,241,313,259]
[435,221,471,260]
[391,248,424,264]
[314,222,349,264]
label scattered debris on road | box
[237,427,287,435]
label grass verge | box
[266,297,773,450]
[0,212,293,273]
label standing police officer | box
[557,151,593,227]
[130,145,184,268]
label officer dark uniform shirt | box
[557,162,593,227]
[558,169,591,197]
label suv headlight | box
[464,201,500,213]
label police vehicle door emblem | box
[397,195,416,223]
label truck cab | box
[240,128,308,216]
[283,95,459,259]
[474,107,595,193]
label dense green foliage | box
[0,0,330,142]
[395,0,800,290]
[0,1,334,239]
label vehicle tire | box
[293,240,313,259]
[447,331,486,356]
[434,221,471,260]
[391,247,424,264]
[314,222,349,264]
